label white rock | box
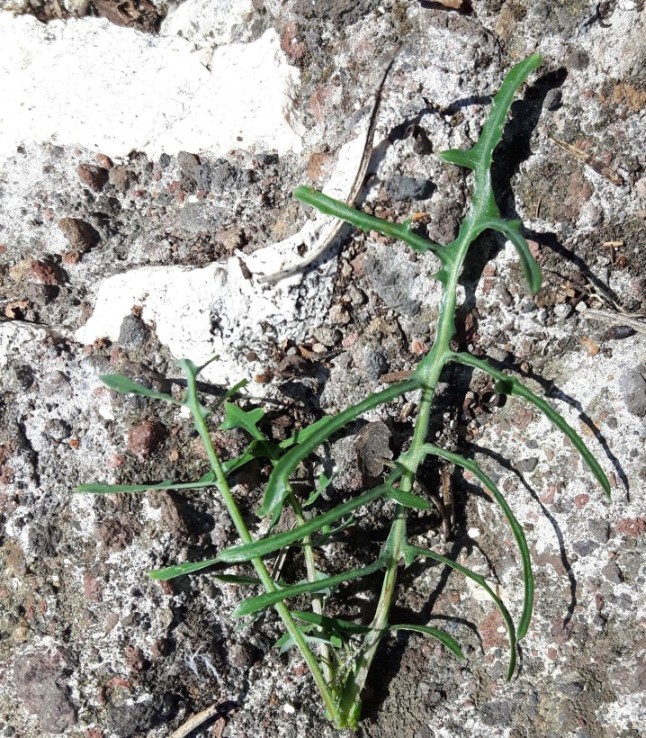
[161,0,255,48]
[0,14,302,163]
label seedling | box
[77,54,610,729]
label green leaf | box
[438,148,479,170]
[75,478,215,494]
[100,374,180,405]
[304,473,334,507]
[385,487,433,510]
[450,352,611,498]
[276,629,342,655]
[232,559,385,618]
[388,624,464,661]
[482,218,542,294]
[220,402,267,441]
[291,610,371,636]
[217,479,396,564]
[211,573,263,586]
[420,444,534,640]
[148,557,219,580]
[294,186,443,257]
[406,545,517,679]
[259,377,419,519]
[441,54,542,177]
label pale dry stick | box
[168,702,221,738]
[257,47,400,283]
[548,133,625,186]
[581,307,646,335]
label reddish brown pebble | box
[95,153,113,168]
[62,251,81,265]
[615,517,646,538]
[31,259,63,285]
[77,163,109,192]
[127,420,167,457]
[124,645,146,671]
[574,493,589,508]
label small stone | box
[361,348,389,382]
[588,520,610,542]
[95,153,113,168]
[118,314,151,350]
[216,226,245,253]
[553,303,573,320]
[177,150,200,175]
[14,364,35,389]
[494,285,513,307]
[311,325,340,347]
[329,303,351,325]
[31,259,64,285]
[109,166,135,191]
[228,641,258,669]
[14,650,77,733]
[620,369,646,416]
[106,695,176,738]
[347,285,366,306]
[481,700,512,727]
[572,539,597,557]
[487,347,510,362]
[127,420,167,457]
[601,561,623,584]
[44,418,72,441]
[385,175,435,201]
[516,457,539,474]
[159,153,171,169]
[62,251,81,265]
[77,163,109,192]
[566,49,589,70]
[635,177,646,201]
[58,217,100,251]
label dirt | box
[1,1,645,738]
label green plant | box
[77,53,610,729]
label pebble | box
[14,364,35,390]
[516,457,539,474]
[118,314,151,349]
[544,88,562,110]
[77,163,109,192]
[109,166,135,191]
[347,284,366,306]
[329,303,351,325]
[385,175,435,201]
[601,561,623,584]
[14,650,77,733]
[44,418,72,441]
[620,369,646,416]
[310,325,340,347]
[361,347,389,381]
[127,420,166,457]
[30,259,63,286]
[177,150,200,175]
[58,217,100,251]
[553,303,573,320]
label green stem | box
[335,105,505,727]
[338,386,438,725]
[289,491,335,683]
[184,371,341,722]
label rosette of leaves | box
[78,53,610,729]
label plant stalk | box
[185,372,341,723]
